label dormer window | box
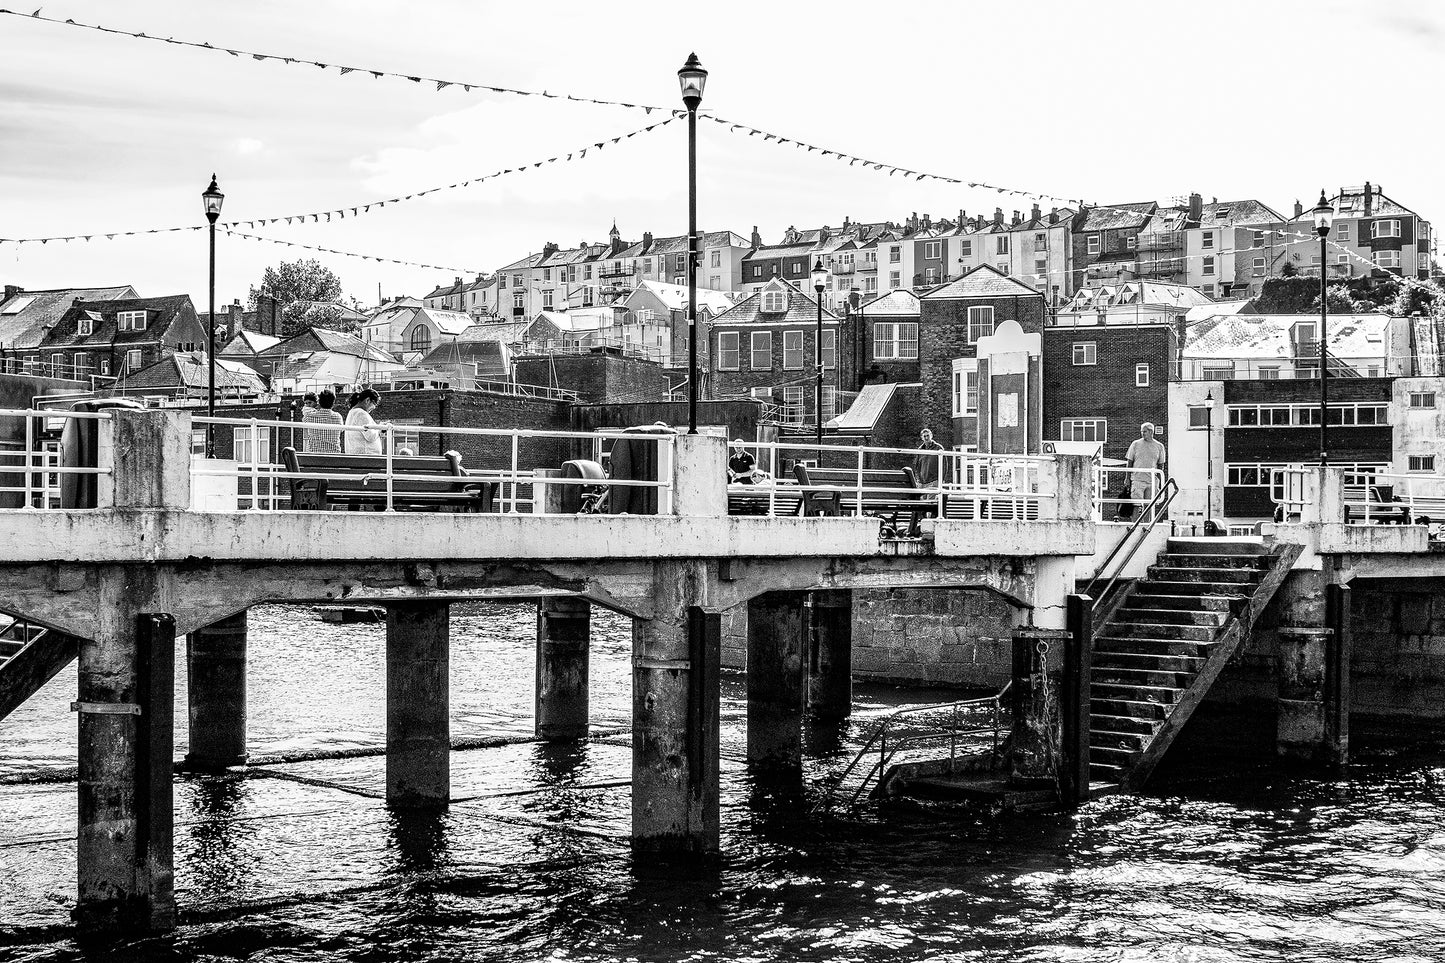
[117,310,147,331]
[760,289,788,313]
[77,315,93,336]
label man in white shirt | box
[1126,422,1167,515]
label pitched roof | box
[921,264,1042,300]
[1184,313,1392,359]
[412,308,473,336]
[456,321,531,343]
[1079,204,1156,232]
[1062,282,1213,313]
[1198,199,1285,227]
[628,280,738,315]
[1326,186,1418,220]
[44,295,195,347]
[742,241,817,260]
[859,289,921,316]
[418,339,509,367]
[260,327,395,364]
[220,330,282,355]
[0,285,139,349]
[117,353,266,392]
[711,278,840,327]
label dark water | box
[3,604,1445,962]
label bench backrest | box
[281,447,468,494]
[793,465,920,495]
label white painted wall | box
[1167,380,1226,522]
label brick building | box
[40,294,208,381]
[854,289,921,387]
[1041,322,1176,462]
[1069,202,1156,290]
[916,265,1047,449]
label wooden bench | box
[727,482,803,517]
[1403,494,1445,526]
[1343,484,1411,524]
[281,447,496,512]
[793,465,936,535]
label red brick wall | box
[1040,324,1174,461]
[513,353,669,405]
[710,323,840,402]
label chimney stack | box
[749,226,761,249]
[921,213,932,230]
[1364,181,1373,216]
[228,299,242,340]
[1049,207,1059,225]
[2,285,22,303]
[993,208,1004,226]
[1011,210,1022,226]
[1293,199,1303,219]
[1188,192,1203,222]
[1031,203,1041,222]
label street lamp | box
[678,53,707,434]
[1313,189,1333,466]
[812,258,828,450]
[1204,389,1215,524]
[202,174,224,457]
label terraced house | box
[38,294,206,381]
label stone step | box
[1115,607,1224,627]
[1146,565,1264,585]
[1126,593,1235,613]
[1134,580,1250,599]
[1094,636,1214,659]
[1090,682,1181,707]
[1093,650,1206,674]
[1089,728,1152,752]
[1102,621,1217,643]
[1167,538,1268,556]
[1092,744,1140,768]
[1090,761,1127,782]
[1090,696,1169,721]
[1155,553,1270,570]
[1090,711,1158,736]
[1093,666,1196,688]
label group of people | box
[298,388,390,455]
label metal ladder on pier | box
[0,615,77,723]
[818,685,1012,812]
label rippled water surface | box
[2,603,1444,961]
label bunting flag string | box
[0,7,672,113]
[698,112,1090,208]
[0,115,679,245]
[224,230,486,273]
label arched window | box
[410,325,432,353]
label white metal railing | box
[189,416,675,514]
[472,379,580,402]
[725,442,1056,521]
[0,357,115,383]
[1093,466,1168,521]
[1270,467,1445,527]
[1271,467,1311,521]
[0,408,116,510]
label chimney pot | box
[1293,199,1303,219]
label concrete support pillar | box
[75,613,176,933]
[536,596,590,741]
[1009,627,1067,787]
[182,610,247,771]
[1277,582,1351,765]
[746,591,808,769]
[1324,582,1352,766]
[1061,595,1093,807]
[632,561,719,856]
[807,590,853,721]
[386,601,450,808]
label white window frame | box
[233,426,271,466]
[1372,219,1401,239]
[889,246,901,263]
[1201,232,1214,250]
[117,310,147,331]
[1086,234,1100,255]
[77,315,93,336]
[718,331,740,370]
[710,251,721,268]
[1202,256,1216,276]
[542,290,554,309]
[959,240,972,258]
[888,271,901,289]
[1135,363,1150,387]
[1187,406,1210,429]
[782,330,804,370]
[1408,454,1437,473]
[760,290,787,313]
[1252,256,1267,274]
[73,351,89,374]
[1072,342,1097,366]
[1373,250,1401,270]
[1408,391,1437,408]
[967,306,995,343]
[923,241,941,259]
[821,329,837,370]
[1252,230,1265,248]
[1336,222,1349,240]
[873,322,919,361]
[125,349,143,372]
[996,236,1009,255]
[750,331,771,370]
[1060,418,1106,443]
[951,359,979,417]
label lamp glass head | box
[1312,189,1333,237]
[811,259,827,291]
[202,175,224,220]
[677,54,707,107]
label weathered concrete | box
[632,560,719,856]
[1009,627,1067,786]
[386,601,450,808]
[102,408,192,510]
[1275,626,1333,762]
[671,432,725,516]
[75,609,175,933]
[536,596,589,741]
[181,610,248,771]
[807,590,852,720]
[746,591,808,768]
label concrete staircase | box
[0,616,77,723]
[1089,537,1301,791]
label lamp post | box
[202,174,224,457]
[812,259,828,450]
[1204,389,1215,523]
[1313,189,1333,466]
[678,53,707,434]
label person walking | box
[303,388,344,453]
[913,427,945,487]
[343,388,387,455]
[1125,422,1167,518]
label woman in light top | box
[343,387,386,455]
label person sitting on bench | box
[344,388,389,456]
[728,439,762,484]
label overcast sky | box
[1,0,1442,309]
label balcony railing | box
[1134,231,1184,252]
[831,262,856,275]
[1170,355,1399,380]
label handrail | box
[1085,476,1179,607]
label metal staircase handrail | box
[1085,477,1179,610]
[821,682,1011,811]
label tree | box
[248,259,348,336]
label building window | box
[873,322,919,360]
[718,332,740,370]
[1409,391,1437,408]
[117,310,147,331]
[760,289,787,313]
[1201,363,1234,380]
[77,315,93,336]
[1035,233,1047,249]
[1087,234,1100,255]
[674,254,686,273]
[967,306,995,343]
[1061,418,1106,442]
[924,267,938,284]
[1072,342,1097,366]
[889,246,900,263]
[73,351,89,374]
[1202,232,1214,250]
[542,268,551,282]
[511,275,522,288]
[923,241,941,259]
[125,349,143,371]
[752,265,763,278]
[750,331,771,370]
[513,292,525,310]
[821,330,836,370]
[673,275,685,286]
[864,277,878,293]
[1372,219,1401,239]
[782,330,804,370]
[409,326,432,353]
[959,240,972,258]
[952,361,979,417]
[100,358,110,375]
[1373,250,1401,270]
[1252,256,1267,274]
[710,251,721,268]
[1258,366,1280,379]
[542,290,554,309]
[1408,455,1437,472]
[1187,406,1210,428]
[996,236,1009,255]
[233,426,271,466]
[1135,363,1150,386]
[1252,230,1265,247]
[1202,256,1216,276]
[1126,235,1137,251]
[889,271,901,289]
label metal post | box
[207,217,217,457]
[1205,403,1213,521]
[1062,594,1093,806]
[815,295,824,449]
[686,105,699,434]
[1319,233,1329,466]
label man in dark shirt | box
[728,439,760,484]
[913,428,945,487]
